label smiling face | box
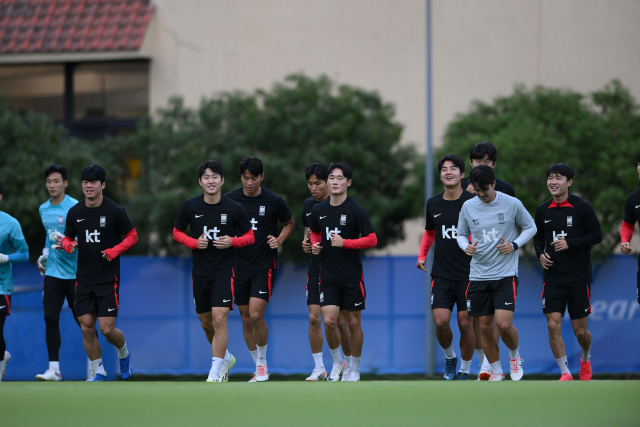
[307,174,329,201]
[328,168,351,197]
[82,179,105,200]
[547,173,572,199]
[241,171,263,196]
[199,168,224,196]
[46,172,68,199]
[440,160,464,187]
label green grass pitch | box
[1,380,637,427]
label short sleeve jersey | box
[39,194,79,280]
[623,188,640,266]
[303,196,324,277]
[308,196,375,283]
[64,197,134,285]
[174,194,252,280]
[226,187,292,272]
[533,194,602,287]
[461,177,516,197]
[426,190,475,281]
[0,212,29,295]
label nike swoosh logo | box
[355,302,363,306]
[223,299,231,303]
[259,291,267,294]
[585,308,589,312]
[195,214,203,218]
[636,205,640,209]
[505,302,513,305]
[306,213,312,216]
[545,220,552,223]
[434,214,442,217]
[108,308,116,312]
[319,216,327,219]
[0,305,5,309]
[77,219,85,222]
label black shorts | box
[466,277,518,317]
[636,267,640,304]
[430,276,468,312]
[307,275,321,306]
[0,294,11,315]
[542,283,591,320]
[75,278,120,318]
[43,276,77,317]
[233,268,276,306]
[192,277,234,314]
[319,279,366,311]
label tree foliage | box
[438,80,640,259]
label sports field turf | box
[1,380,637,427]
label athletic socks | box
[490,361,503,375]
[345,355,353,370]
[330,347,343,365]
[210,357,224,378]
[442,345,456,359]
[49,361,60,374]
[556,356,571,375]
[459,359,471,374]
[480,355,491,371]
[508,347,519,360]
[90,358,107,375]
[312,352,324,369]
[250,350,259,364]
[352,356,361,373]
[257,344,268,365]
[117,342,129,359]
[581,346,591,362]
[476,349,485,366]
[224,349,232,362]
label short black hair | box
[438,155,465,174]
[239,157,263,176]
[81,164,106,183]
[469,165,495,189]
[328,162,353,180]
[44,164,68,181]
[305,163,328,181]
[636,151,640,164]
[0,183,3,195]
[198,160,224,179]
[546,163,574,180]
[469,141,497,163]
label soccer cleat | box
[205,373,224,383]
[347,371,360,381]
[256,364,269,382]
[443,357,458,380]
[0,351,10,381]
[456,372,471,380]
[305,367,327,381]
[328,360,346,382]
[559,373,574,381]
[341,368,352,382]
[478,367,492,381]
[36,369,62,382]
[509,356,524,381]
[86,373,108,382]
[119,353,132,380]
[488,372,505,381]
[219,354,236,382]
[248,372,257,382]
[580,359,592,381]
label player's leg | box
[467,281,495,379]
[493,277,522,381]
[321,299,344,381]
[194,279,215,344]
[432,277,459,380]
[249,297,270,381]
[77,311,106,381]
[38,276,66,381]
[207,306,231,382]
[457,310,474,380]
[543,284,572,380]
[337,309,352,380]
[96,281,131,380]
[198,311,215,345]
[0,312,9,381]
[345,310,363,381]
[569,284,593,381]
[306,301,326,381]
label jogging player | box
[417,155,475,380]
[308,162,377,381]
[620,151,640,307]
[302,163,351,381]
[173,160,254,382]
[534,163,601,381]
[226,157,295,382]
[62,165,137,381]
[456,165,536,381]
[0,183,30,381]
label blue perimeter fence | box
[4,255,640,381]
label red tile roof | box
[0,0,153,54]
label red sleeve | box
[621,220,635,243]
[231,229,255,248]
[418,230,436,261]
[103,229,139,260]
[62,236,76,253]
[310,231,321,246]
[342,233,377,250]
[173,227,198,250]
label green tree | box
[123,74,423,262]
[438,80,640,259]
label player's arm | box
[307,208,323,255]
[337,207,377,249]
[533,205,553,269]
[620,196,636,255]
[37,236,50,275]
[101,207,138,261]
[456,207,477,255]
[62,210,79,253]
[0,221,29,264]
[214,204,255,250]
[417,201,435,272]
[512,201,537,248]
[562,203,602,250]
[302,205,312,253]
[267,199,295,249]
[172,202,201,250]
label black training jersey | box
[174,194,252,281]
[533,194,602,287]
[623,188,640,265]
[226,187,292,272]
[303,196,324,277]
[64,197,134,285]
[461,177,516,197]
[308,196,375,283]
[426,190,475,281]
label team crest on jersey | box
[466,300,471,310]
[542,298,546,309]
[320,292,324,303]
[221,214,227,224]
[58,215,64,225]
[340,215,347,225]
[567,216,573,227]
[430,294,434,305]
[498,213,504,224]
[100,216,106,227]
[259,206,266,216]
[306,290,309,300]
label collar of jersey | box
[547,199,573,209]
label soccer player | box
[416,155,475,380]
[173,160,254,382]
[534,163,601,381]
[226,157,295,382]
[0,183,30,381]
[456,165,536,381]
[460,141,515,377]
[308,162,377,381]
[620,151,640,307]
[35,164,82,381]
[301,163,351,381]
[62,165,138,381]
